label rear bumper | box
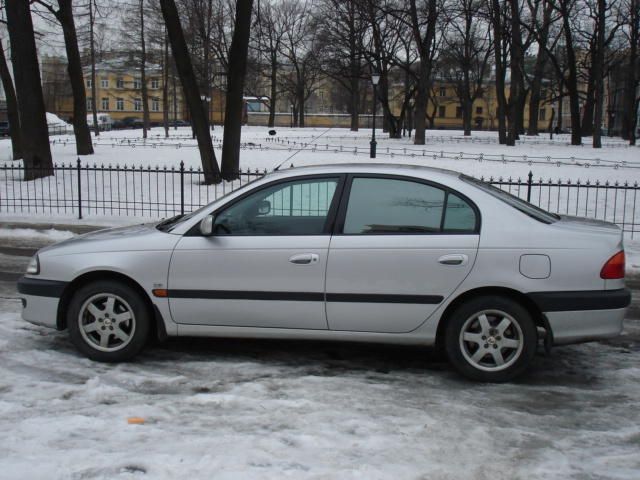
[17,277,67,330]
[528,289,631,345]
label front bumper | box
[17,277,67,330]
[529,288,631,345]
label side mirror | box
[258,200,271,216]
[200,214,214,236]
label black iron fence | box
[2,160,639,236]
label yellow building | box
[82,58,186,123]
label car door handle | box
[289,253,319,265]
[438,254,468,266]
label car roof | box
[267,162,462,181]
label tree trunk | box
[507,0,524,146]
[163,32,169,138]
[160,0,220,183]
[490,0,507,144]
[622,0,639,144]
[409,0,437,145]
[89,0,99,136]
[221,0,254,180]
[592,0,606,148]
[268,52,277,128]
[5,0,53,179]
[581,72,595,137]
[140,0,150,139]
[463,98,472,136]
[349,65,359,131]
[0,39,22,159]
[57,0,94,155]
[560,1,582,145]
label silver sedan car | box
[18,164,630,381]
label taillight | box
[600,251,625,279]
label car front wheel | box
[67,280,150,362]
[444,296,537,382]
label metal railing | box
[1,161,639,237]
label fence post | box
[179,160,185,215]
[526,170,533,203]
[77,157,83,219]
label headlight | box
[26,255,40,275]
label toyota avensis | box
[18,164,630,381]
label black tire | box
[67,280,150,362]
[444,296,537,382]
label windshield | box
[155,177,265,232]
[461,175,560,224]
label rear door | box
[325,175,480,333]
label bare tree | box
[407,0,439,144]
[221,0,254,179]
[5,0,53,179]
[440,0,492,136]
[159,0,221,183]
[35,0,95,155]
[317,0,367,131]
[621,0,639,144]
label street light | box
[200,94,212,130]
[290,104,294,128]
[370,73,380,158]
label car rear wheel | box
[444,296,537,382]
[67,280,150,362]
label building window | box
[100,78,109,88]
[116,98,124,111]
[101,97,109,110]
[134,98,142,111]
[86,97,93,111]
[86,78,92,88]
[133,79,141,89]
[476,106,483,115]
[439,87,446,97]
[455,106,462,118]
[116,77,124,88]
[151,78,159,89]
[539,109,546,121]
[438,105,446,118]
[152,98,160,111]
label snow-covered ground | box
[1,293,639,480]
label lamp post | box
[200,94,212,130]
[370,73,380,158]
[290,104,294,128]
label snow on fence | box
[2,160,640,237]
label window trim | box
[186,174,347,237]
[333,174,481,236]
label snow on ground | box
[0,227,75,243]
[3,126,639,183]
[0,295,639,480]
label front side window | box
[213,177,339,235]
[343,177,477,234]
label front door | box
[168,175,343,329]
[326,176,480,333]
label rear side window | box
[342,177,477,234]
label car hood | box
[38,222,181,256]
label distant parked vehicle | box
[87,113,113,131]
[0,121,9,137]
[172,120,190,127]
[112,117,144,130]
